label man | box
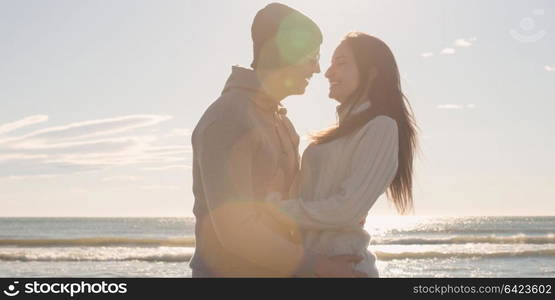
[190,2,363,277]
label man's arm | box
[196,117,316,276]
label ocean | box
[0,216,553,277]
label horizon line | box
[1,215,554,219]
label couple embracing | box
[190,2,418,277]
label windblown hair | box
[311,32,419,215]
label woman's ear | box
[361,67,378,99]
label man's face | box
[280,47,321,95]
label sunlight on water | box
[359,216,555,277]
[364,215,435,236]
[1,217,553,277]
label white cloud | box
[69,187,88,193]
[5,136,156,154]
[141,185,181,190]
[8,115,172,143]
[5,174,57,180]
[45,147,188,167]
[454,37,476,47]
[0,157,99,177]
[142,164,191,171]
[545,65,554,72]
[440,48,456,55]
[437,104,462,109]
[164,128,192,137]
[0,154,49,161]
[102,175,143,182]
[437,104,476,110]
[422,37,475,58]
[0,114,191,178]
[0,115,49,135]
[454,39,471,47]
[144,145,192,154]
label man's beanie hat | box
[251,3,322,69]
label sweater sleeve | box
[266,116,399,230]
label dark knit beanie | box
[251,3,322,69]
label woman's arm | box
[266,116,399,230]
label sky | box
[0,0,553,217]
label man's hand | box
[313,254,366,277]
[264,169,286,198]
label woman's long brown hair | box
[311,32,419,215]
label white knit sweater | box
[266,102,399,276]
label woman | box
[266,32,419,277]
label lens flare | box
[276,13,321,66]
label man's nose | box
[313,61,321,74]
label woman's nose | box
[325,66,333,79]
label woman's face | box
[325,43,359,103]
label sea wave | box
[0,252,192,262]
[375,249,555,261]
[1,249,553,263]
[1,247,553,262]
[3,234,553,248]
[0,237,195,248]
[372,235,555,245]
[385,229,555,235]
